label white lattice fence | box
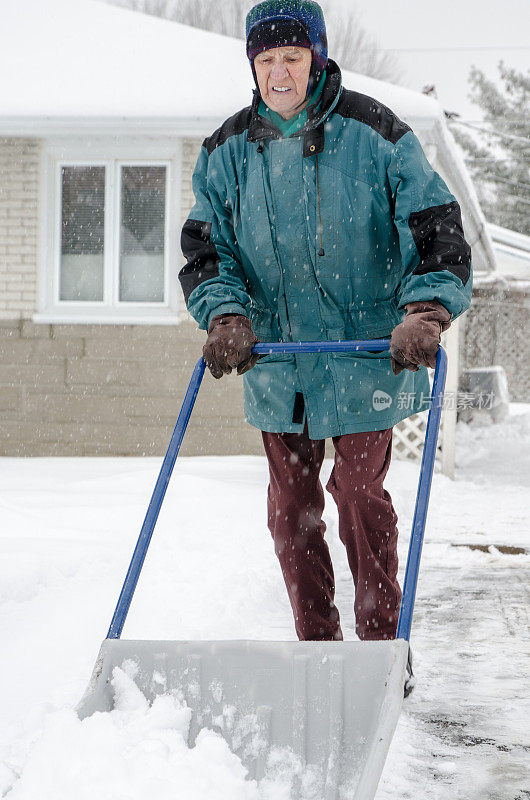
[393,412,430,461]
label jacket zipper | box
[316,154,325,257]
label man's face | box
[254,46,312,120]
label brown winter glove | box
[390,301,451,376]
[203,314,259,379]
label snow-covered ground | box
[0,406,529,799]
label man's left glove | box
[203,314,259,379]
[390,301,451,376]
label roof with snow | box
[1,0,442,134]
[487,224,530,281]
[0,0,497,273]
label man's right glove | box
[390,301,451,375]
[203,314,259,379]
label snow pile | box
[4,661,318,800]
[6,663,252,800]
[0,404,529,799]
[455,402,530,486]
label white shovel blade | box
[77,638,408,800]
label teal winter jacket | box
[179,60,472,438]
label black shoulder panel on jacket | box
[335,89,411,144]
[203,106,253,155]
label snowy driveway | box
[0,408,528,799]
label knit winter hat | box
[246,1,328,99]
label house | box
[487,224,530,281]
[0,0,498,456]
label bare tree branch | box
[320,2,403,84]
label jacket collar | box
[247,59,343,157]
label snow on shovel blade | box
[77,638,408,800]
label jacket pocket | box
[347,298,402,340]
[324,326,387,358]
[249,302,292,363]
[325,326,353,358]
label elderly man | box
[179,0,472,689]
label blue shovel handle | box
[107,340,447,641]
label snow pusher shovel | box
[78,339,447,799]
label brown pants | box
[262,426,401,641]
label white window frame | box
[35,136,182,324]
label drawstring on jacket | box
[316,154,325,257]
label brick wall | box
[178,138,204,318]
[181,138,203,232]
[0,318,261,456]
[0,138,40,320]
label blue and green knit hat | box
[246,1,328,99]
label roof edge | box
[0,109,437,138]
[0,116,229,138]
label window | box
[37,139,181,324]
[119,166,166,303]
[60,165,106,302]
